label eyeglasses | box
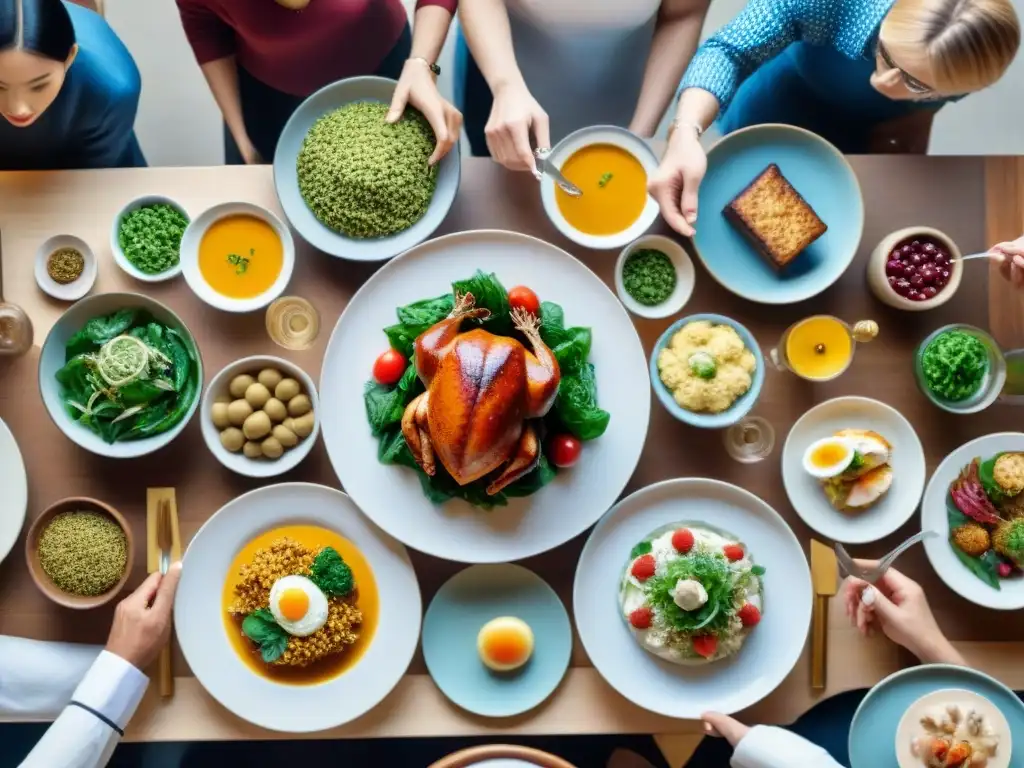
[877,42,934,95]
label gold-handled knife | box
[156,499,173,697]
[810,539,838,691]
[147,488,181,698]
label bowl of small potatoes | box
[200,355,319,478]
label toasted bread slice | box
[723,164,827,270]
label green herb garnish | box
[226,253,250,275]
[848,452,865,472]
[622,248,677,307]
[241,608,289,663]
[688,351,717,380]
[308,547,354,597]
[117,203,188,275]
[598,172,614,188]
[751,565,766,577]
[630,541,653,559]
[921,330,988,402]
[644,550,736,637]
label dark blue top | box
[0,2,144,170]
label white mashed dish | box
[619,522,763,664]
[896,688,1011,768]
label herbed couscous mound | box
[230,538,362,667]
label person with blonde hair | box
[650,0,1021,236]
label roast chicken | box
[401,292,561,495]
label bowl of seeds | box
[26,497,133,609]
[34,235,97,302]
[110,195,190,283]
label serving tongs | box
[533,148,582,197]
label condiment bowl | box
[540,125,660,250]
[913,324,1005,415]
[26,497,134,610]
[34,234,97,302]
[110,194,190,283]
[38,292,204,459]
[180,201,296,313]
[614,234,695,319]
[273,75,461,262]
[649,313,765,429]
[201,355,320,478]
[867,226,963,311]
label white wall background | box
[113,0,1024,167]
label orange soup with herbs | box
[222,524,379,686]
[555,144,648,236]
[198,214,283,299]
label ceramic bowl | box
[34,234,97,302]
[200,355,320,478]
[868,226,963,311]
[614,234,695,319]
[649,313,765,429]
[26,497,134,609]
[540,125,660,250]
[429,745,577,768]
[110,195,189,283]
[913,324,1005,415]
[38,292,203,458]
[180,201,295,313]
[273,75,460,262]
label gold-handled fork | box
[157,498,174,697]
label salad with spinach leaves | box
[55,308,201,444]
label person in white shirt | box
[688,564,965,767]
[455,0,711,174]
[7,562,182,768]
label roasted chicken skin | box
[401,293,560,495]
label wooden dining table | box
[1,156,1023,766]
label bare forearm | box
[630,0,710,137]
[916,635,965,667]
[410,5,454,63]
[671,87,721,137]
[200,57,248,144]
[459,0,525,92]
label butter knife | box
[156,499,173,697]
[810,539,838,691]
[534,148,582,197]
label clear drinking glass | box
[723,416,775,463]
[769,315,878,382]
[0,302,33,358]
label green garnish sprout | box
[921,330,988,402]
[688,351,717,380]
[644,550,736,637]
[226,253,250,275]
[308,547,354,597]
[241,608,289,663]
[117,203,188,275]
[598,172,614,188]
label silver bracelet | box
[670,119,704,138]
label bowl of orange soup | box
[181,202,295,313]
[540,126,660,250]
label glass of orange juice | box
[770,316,878,382]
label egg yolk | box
[278,587,309,621]
[811,442,848,468]
[481,626,530,666]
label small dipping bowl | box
[26,497,134,609]
[914,324,1006,414]
[181,202,296,314]
[110,195,190,283]
[868,226,963,311]
[614,234,695,319]
[34,235,97,302]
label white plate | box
[614,234,695,319]
[319,229,650,563]
[574,478,811,718]
[895,688,1011,768]
[781,397,926,544]
[174,483,420,732]
[922,432,1024,610]
[34,235,97,302]
[0,417,27,565]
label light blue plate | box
[849,664,1024,768]
[693,124,864,305]
[649,313,765,429]
[422,564,572,718]
[273,75,460,262]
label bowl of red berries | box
[868,227,963,311]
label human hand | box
[105,563,182,670]
[842,563,963,665]
[701,711,750,746]
[388,59,462,165]
[237,136,262,165]
[484,80,550,176]
[991,237,1024,289]
[648,126,706,237]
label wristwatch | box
[408,57,441,78]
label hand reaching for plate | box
[991,236,1024,289]
[648,126,706,238]
[842,563,964,665]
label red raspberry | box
[998,562,1013,578]
[628,606,653,629]
[723,544,744,562]
[738,603,761,627]
[692,634,718,659]
[630,554,656,581]
[671,528,695,553]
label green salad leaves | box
[644,551,737,637]
[55,309,200,444]
[241,608,289,663]
[363,270,610,508]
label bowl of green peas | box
[109,195,191,283]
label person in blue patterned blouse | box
[650,0,1020,237]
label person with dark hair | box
[0,0,143,170]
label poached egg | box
[268,575,329,637]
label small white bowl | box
[540,125,660,251]
[867,226,963,311]
[34,235,97,302]
[110,195,190,283]
[200,355,319,478]
[614,234,694,319]
[181,202,295,314]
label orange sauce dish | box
[199,214,283,299]
[555,144,647,236]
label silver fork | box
[835,530,938,583]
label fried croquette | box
[993,452,1024,496]
[952,523,991,558]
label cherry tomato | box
[549,434,582,468]
[372,349,407,386]
[508,285,540,315]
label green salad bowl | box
[913,323,1005,415]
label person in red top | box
[175,0,461,166]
